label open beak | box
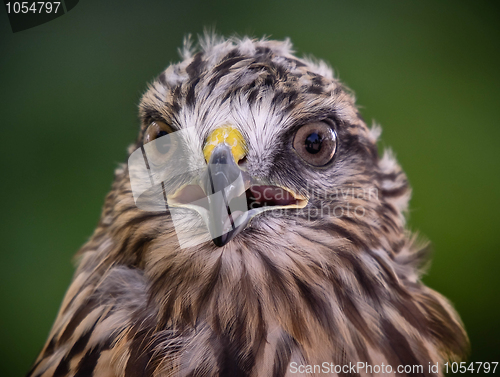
[204,143,250,246]
[167,126,307,247]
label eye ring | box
[292,122,337,166]
[144,121,173,155]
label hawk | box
[28,34,468,377]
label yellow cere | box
[203,126,247,163]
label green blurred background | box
[1,1,499,375]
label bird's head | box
[124,36,399,257]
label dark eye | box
[144,121,173,155]
[293,122,337,166]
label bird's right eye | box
[144,121,173,155]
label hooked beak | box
[204,143,250,246]
[168,127,307,247]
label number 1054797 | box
[444,362,498,374]
[5,2,61,14]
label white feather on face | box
[29,34,468,377]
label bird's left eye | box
[293,122,337,166]
[144,121,173,155]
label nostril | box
[238,156,248,167]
